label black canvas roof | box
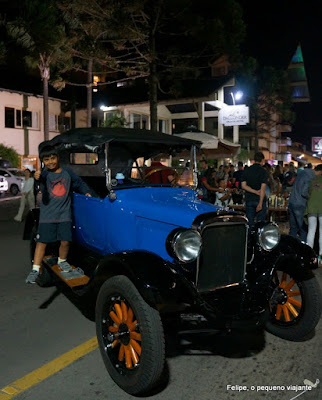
[39,127,201,160]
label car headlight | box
[172,230,202,262]
[258,223,280,251]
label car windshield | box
[109,149,194,188]
[8,169,25,177]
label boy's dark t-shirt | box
[39,168,90,223]
[242,163,268,202]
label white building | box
[0,88,67,170]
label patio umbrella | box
[173,129,240,159]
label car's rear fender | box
[91,251,197,312]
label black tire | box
[10,184,19,196]
[265,271,322,341]
[95,275,165,396]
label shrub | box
[0,144,19,167]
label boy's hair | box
[39,145,59,161]
[314,164,322,171]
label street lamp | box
[230,91,243,105]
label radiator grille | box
[197,223,247,292]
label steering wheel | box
[142,168,179,184]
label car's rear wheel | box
[96,276,165,396]
[265,270,322,341]
[10,184,19,196]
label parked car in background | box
[0,168,25,195]
[0,175,8,196]
[23,127,322,396]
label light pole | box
[229,91,243,145]
[230,91,243,105]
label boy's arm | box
[67,168,92,196]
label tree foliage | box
[55,0,245,129]
[0,143,19,167]
[236,58,295,153]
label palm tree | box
[7,0,70,140]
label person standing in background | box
[288,166,316,241]
[232,161,244,189]
[305,164,322,264]
[242,152,268,229]
[14,169,34,222]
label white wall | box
[0,88,65,158]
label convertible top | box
[39,127,201,154]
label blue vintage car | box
[24,127,322,396]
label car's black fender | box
[249,234,317,283]
[91,251,198,313]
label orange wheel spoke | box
[276,304,282,320]
[124,345,132,369]
[109,311,121,326]
[282,305,291,322]
[121,301,128,322]
[285,279,296,291]
[130,331,141,341]
[130,338,142,355]
[118,344,125,361]
[280,273,288,288]
[126,307,134,324]
[286,301,299,318]
[128,320,138,331]
[114,303,123,321]
[108,325,118,333]
[130,345,139,364]
[112,339,120,348]
[288,297,302,308]
[288,290,300,297]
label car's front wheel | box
[95,275,165,396]
[265,270,322,341]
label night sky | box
[0,0,321,149]
[238,0,322,149]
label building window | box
[130,113,149,129]
[22,110,39,129]
[16,110,22,127]
[158,119,168,133]
[49,114,59,131]
[5,107,15,128]
[5,107,39,129]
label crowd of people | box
[198,156,322,262]
[14,152,322,272]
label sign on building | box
[312,137,322,152]
[219,105,249,126]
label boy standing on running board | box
[25,145,92,284]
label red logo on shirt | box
[50,178,67,198]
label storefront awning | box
[173,131,240,159]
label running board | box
[43,256,90,288]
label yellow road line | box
[0,337,98,400]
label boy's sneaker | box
[58,260,73,273]
[25,270,39,284]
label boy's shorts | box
[36,222,73,243]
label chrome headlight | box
[258,223,280,251]
[172,230,202,262]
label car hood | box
[114,187,219,228]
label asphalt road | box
[0,198,321,400]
